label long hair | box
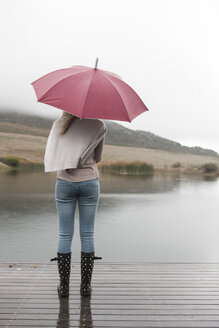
[58,111,79,136]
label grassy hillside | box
[0,131,219,172]
[0,110,218,174]
[0,110,218,157]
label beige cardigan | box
[44,117,106,172]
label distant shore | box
[0,157,218,178]
[0,131,218,177]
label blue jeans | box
[55,178,100,254]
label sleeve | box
[94,122,107,163]
[94,134,105,163]
[79,123,107,166]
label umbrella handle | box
[95,57,99,69]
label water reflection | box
[0,170,218,262]
[0,170,183,194]
[79,297,93,328]
[56,297,69,328]
[1,170,214,194]
[56,296,93,328]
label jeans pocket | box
[81,179,100,200]
[88,178,99,189]
[55,179,72,201]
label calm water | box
[0,170,218,263]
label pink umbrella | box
[31,58,149,122]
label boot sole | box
[80,286,92,296]
[57,286,69,298]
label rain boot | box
[80,251,102,297]
[51,252,71,298]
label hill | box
[0,110,218,158]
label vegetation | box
[0,112,218,176]
[104,121,218,157]
[0,156,44,171]
[200,162,218,174]
[0,110,218,158]
[98,161,154,175]
[0,155,20,167]
[172,162,182,168]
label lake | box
[0,170,218,263]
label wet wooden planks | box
[1,262,219,327]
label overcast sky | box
[1,0,218,153]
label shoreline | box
[0,131,218,178]
[0,157,218,178]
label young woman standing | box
[48,111,107,297]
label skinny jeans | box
[55,177,100,254]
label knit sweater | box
[44,117,106,173]
[56,149,100,182]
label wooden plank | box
[2,320,219,327]
[3,323,219,327]
[3,313,219,320]
[1,296,219,302]
[3,309,219,315]
[1,262,219,327]
[2,318,219,327]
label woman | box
[48,111,107,298]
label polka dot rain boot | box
[80,251,102,297]
[50,252,71,298]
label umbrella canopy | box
[31,58,149,122]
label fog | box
[1,0,218,152]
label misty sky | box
[1,0,219,153]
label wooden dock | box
[1,262,219,327]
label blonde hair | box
[58,111,79,136]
